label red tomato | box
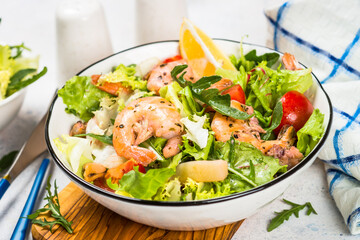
[121,159,146,175]
[221,84,246,104]
[274,91,314,134]
[163,55,182,63]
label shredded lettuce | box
[181,178,233,200]
[58,76,111,121]
[54,135,93,177]
[98,64,147,91]
[181,115,209,148]
[153,178,182,201]
[297,109,325,156]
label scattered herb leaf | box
[28,177,73,234]
[74,133,113,145]
[267,198,317,232]
[0,150,18,172]
[9,43,31,59]
[262,100,283,140]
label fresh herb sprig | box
[267,198,317,232]
[171,65,252,120]
[28,177,73,234]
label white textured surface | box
[0,0,353,239]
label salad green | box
[55,45,325,201]
[0,44,47,100]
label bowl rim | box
[45,39,333,206]
[0,87,26,107]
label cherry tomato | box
[274,91,314,134]
[222,84,246,104]
[163,55,182,63]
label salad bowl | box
[46,40,332,231]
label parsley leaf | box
[267,198,317,232]
[28,177,73,233]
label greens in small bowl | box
[0,44,47,130]
[46,40,332,230]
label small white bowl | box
[0,89,26,132]
[46,40,333,231]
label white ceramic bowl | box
[0,89,26,132]
[45,40,333,231]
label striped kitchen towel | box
[265,0,360,235]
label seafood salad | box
[55,46,325,201]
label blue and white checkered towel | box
[265,0,360,235]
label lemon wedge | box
[179,18,236,78]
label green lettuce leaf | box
[297,109,325,156]
[58,76,111,121]
[118,167,175,200]
[244,49,280,68]
[98,64,147,91]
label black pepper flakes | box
[175,123,182,127]
[229,123,233,128]
[160,101,165,103]
[164,82,168,85]
[233,134,239,139]
[160,63,167,67]
[119,124,124,128]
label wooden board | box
[31,182,244,240]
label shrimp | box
[282,53,302,71]
[91,74,132,96]
[113,96,184,166]
[211,101,302,161]
[147,59,197,94]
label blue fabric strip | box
[347,207,360,229]
[324,153,360,166]
[334,107,360,126]
[321,29,360,84]
[328,170,342,196]
[333,105,360,174]
[265,15,360,79]
[274,1,289,51]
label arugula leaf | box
[6,67,47,97]
[244,49,280,67]
[267,198,317,232]
[118,167,175,200]
[28,177,73,233]
[9,43,30,59]
[140,137,167,161]
[74,133,113,145]
[0,150,18,172]
[171,65,252,120]
[8,68,36,85]
[262,100,283,140]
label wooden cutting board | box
[31,182,244,240]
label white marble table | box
[0,0,354,239]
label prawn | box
[282,53,302,71]
[211,101,303,163]
[113,96,184,166]
[147,59,197,94]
